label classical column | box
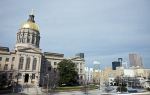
[27,29,30,43]
[37,57,40,72]
[32,34,35,44]
[34,35,37,45]
[29,56,34,84]
[16,54,21,70]
[30,34,33,44]
[38,35,40,47]
[18,33,21,43]
[30,56,33,71]
[37,56,41,85]
[25,33,28,43]
[17,34,19,43]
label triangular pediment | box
[17,47,42,54]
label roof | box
[44,52,64,57]
[0,46,9,52]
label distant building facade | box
[112,58,123,70]
[85,67,93,83]
[112,61,121,70]
[0,14,85,87]
[129,53,143,68]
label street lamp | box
[46,74,49,94]
[93,61,101,90]
[15,72,19,93]
[84,73,88,95]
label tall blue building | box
[112,58,122,70]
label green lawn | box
[53,85,98,92]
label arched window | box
[32,58,37,70]
[25,57,30,70]
[19,57,24,70]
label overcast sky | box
[0,0,150,69]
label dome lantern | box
[20,11,39,31]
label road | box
[46,89,150,95]
[3,87,150,95]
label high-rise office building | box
[75,53,84,58]
[112,58,123,70]
[112,61,121,70]
[118,58,123,63]
[129,53,143,68]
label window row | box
[0,64,14,70]
[19,57,37,70]
[17,73,36,79]
[76,68,83,73]
[0,57,15,62]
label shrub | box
[116,86,127,92]
[146,87,150,91]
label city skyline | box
[0,0,150,69]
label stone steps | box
[21,86,43,95]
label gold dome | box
[21,21,39,31]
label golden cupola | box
[15,13,40,49]
[21,14,39,31]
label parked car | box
[128,87,138,93]
[105,86,114,92]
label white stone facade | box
[0,14,85,88]
[70,56,85,84]
[85,67,93,83]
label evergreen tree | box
[57,59,79,86]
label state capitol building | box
[0,13,85,87]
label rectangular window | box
[19,57,24,70]
[0,64,1,70]
[54,68,57,72]
[32,74,35,79]
[18,73,22,79]
[11,64,14,70]
[80,69,82,73]
[6,58,9,62]
[48,67,51,71]
[25,57,30,70]
[9,73,13,79]
[76,69,79,72]
[54,62,57,65]
[12,57,15,61]
[32,58,37,70]
[0,57,2,61]
[4,64,8,70]
[80,63,82,67]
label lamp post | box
[93,61,101,90]
[15,72,19,93]
[46,74,49,95]
[84,73,88,95]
